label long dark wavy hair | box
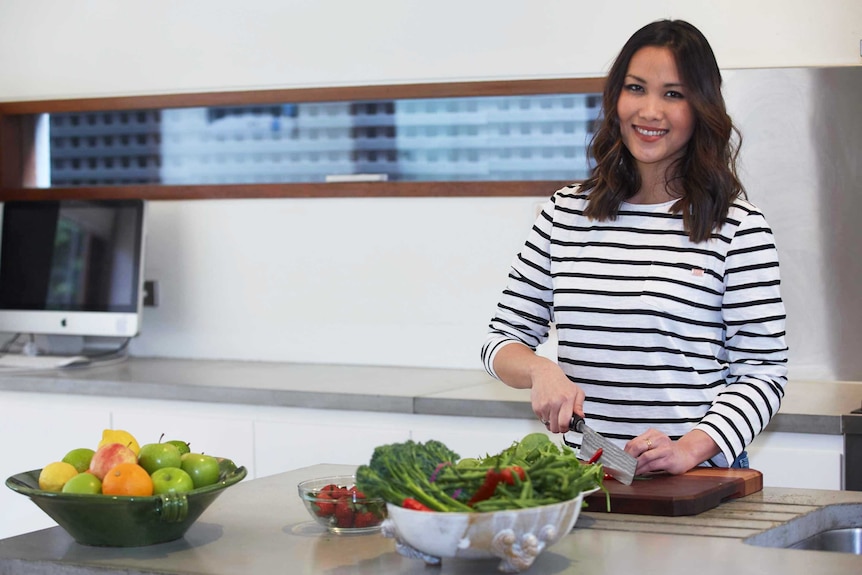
[581,19,745,243]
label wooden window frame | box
[0,77,605,201]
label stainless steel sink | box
[788,527,862,554]
[744,503,862,554]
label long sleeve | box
[481,194,558,379]
[695,208,788,465]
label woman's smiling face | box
[617,46,695,181]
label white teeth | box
[635,126,667,137]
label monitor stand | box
[0,335,129,370]
[39,334,129,358]
[0,353,89,370]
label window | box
[0,78,605,200]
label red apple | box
[89,443,138,480]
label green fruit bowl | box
[5,461,247,547]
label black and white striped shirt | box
[481,186,788,467]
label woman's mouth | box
[634,126,668,137]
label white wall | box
[137,196,538,368]
[0,0,859,101]
[0,1,860,375]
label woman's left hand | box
[625,429,695,475]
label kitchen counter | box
[0,357,859,434]
[0,463,860,575]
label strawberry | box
[349,486,367,499]
[353,511,378,528]
[313,491,336,517]
[319,484,348,498]
[334,497,355,528]
[324,484,351,499]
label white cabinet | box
[0,392,113,540]
[112,402,256,477]
[747,431,844,490]
[408,413,552,460]
[253,408,411,478]
[251,410,552,479]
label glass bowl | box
[5,460,247,547]
[297,474,387,534]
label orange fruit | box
[101,463,154,497]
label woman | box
[481,20,787,475]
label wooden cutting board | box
[583,468,763,516]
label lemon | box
[38,462,79,492]
[98,429,141,456]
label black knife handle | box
[569,415,586,433]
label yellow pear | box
[97,429,140,456]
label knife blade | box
[568,415,637,486]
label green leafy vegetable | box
[355,440,471,511]
[355,433,605,513]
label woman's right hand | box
[492,343,586,434]
[529,359,586,434]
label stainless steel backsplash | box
[723,66,861,381]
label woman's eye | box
[624,84,644,93]
[666,90,685,99]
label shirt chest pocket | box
[639,260,723,315]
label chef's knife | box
[568,415,637,486]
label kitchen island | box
[0,463,860,575]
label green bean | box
[358,434,604,513]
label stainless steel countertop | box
[0,464,860,575]
[0,357,859,434]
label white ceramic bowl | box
[380,489,597,573]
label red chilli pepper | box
[500,465,526,485]
[468,466,526,506]
[402,498,434,511]
[587,448,603,465]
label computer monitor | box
[0,199,147,339]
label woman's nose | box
[638,95,664,120]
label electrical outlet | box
[143,280,159,307]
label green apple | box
[62,472,102,494]
[62,448,95,473]
[217,457,238,479]
[180,453,220,488]
[151,467,195,495]
[138,442,182,474]
[165,440,191,455]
